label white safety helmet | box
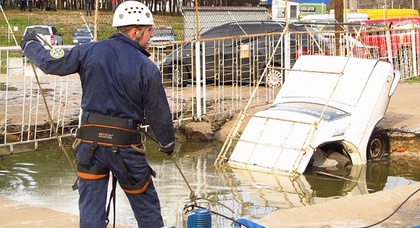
[112,1,154,27]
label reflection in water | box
[0,140,419,227]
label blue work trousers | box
[76,143,164,228]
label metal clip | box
[111,144,118,153]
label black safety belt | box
[106,175,118,228]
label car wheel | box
[174,64,189,87]
[265,66,283,88]
[367,128,390,162]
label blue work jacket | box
[23,32,175,151]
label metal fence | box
[0,45,80,154]
[1,22,419,153]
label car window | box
[26,27,49,35]
[153,28,174,36]
[226,25,249,36]
[240,23,284,35]
[75,27,94,35]
[266,102,349,122]
[52,27,59,35]
[292,25,327,45]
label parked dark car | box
[161,21,330,87]
[72,26,96,45]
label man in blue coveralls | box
[21,1,175,227]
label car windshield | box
[75,27,94,36]
[26,27,49,35]
[266,102,349,121]
[153,28,173,36]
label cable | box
[136,126,199,204]
[360,186,420,228]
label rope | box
[136,126,198,204]
[31,61,78,178]
[1,4,79,183]
[171,156,197,204]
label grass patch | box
[404,76,420,83]
[0,8,184,46]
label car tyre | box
[265,66,283,88]
[367,128,390,162]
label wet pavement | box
[257,182,420,228]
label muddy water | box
[0,140,419,227]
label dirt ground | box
[381,82,420,133]
[379,81,420,154]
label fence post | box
[195,41,202,120]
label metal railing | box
[1,25,419,153]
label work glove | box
[159,146,174,156]
[159,142,175,156]
[20,31,40,52]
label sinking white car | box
[228,55,400,176]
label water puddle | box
[0,140,419,227]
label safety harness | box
[72,112,158,227]
[73,112,156,194]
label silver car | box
[23,25,64,46]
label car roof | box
[26,25,55,28]
[201,21,287,38]
[76,26,94,30]
[76,26,94,31]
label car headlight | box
[73,39,78,44]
